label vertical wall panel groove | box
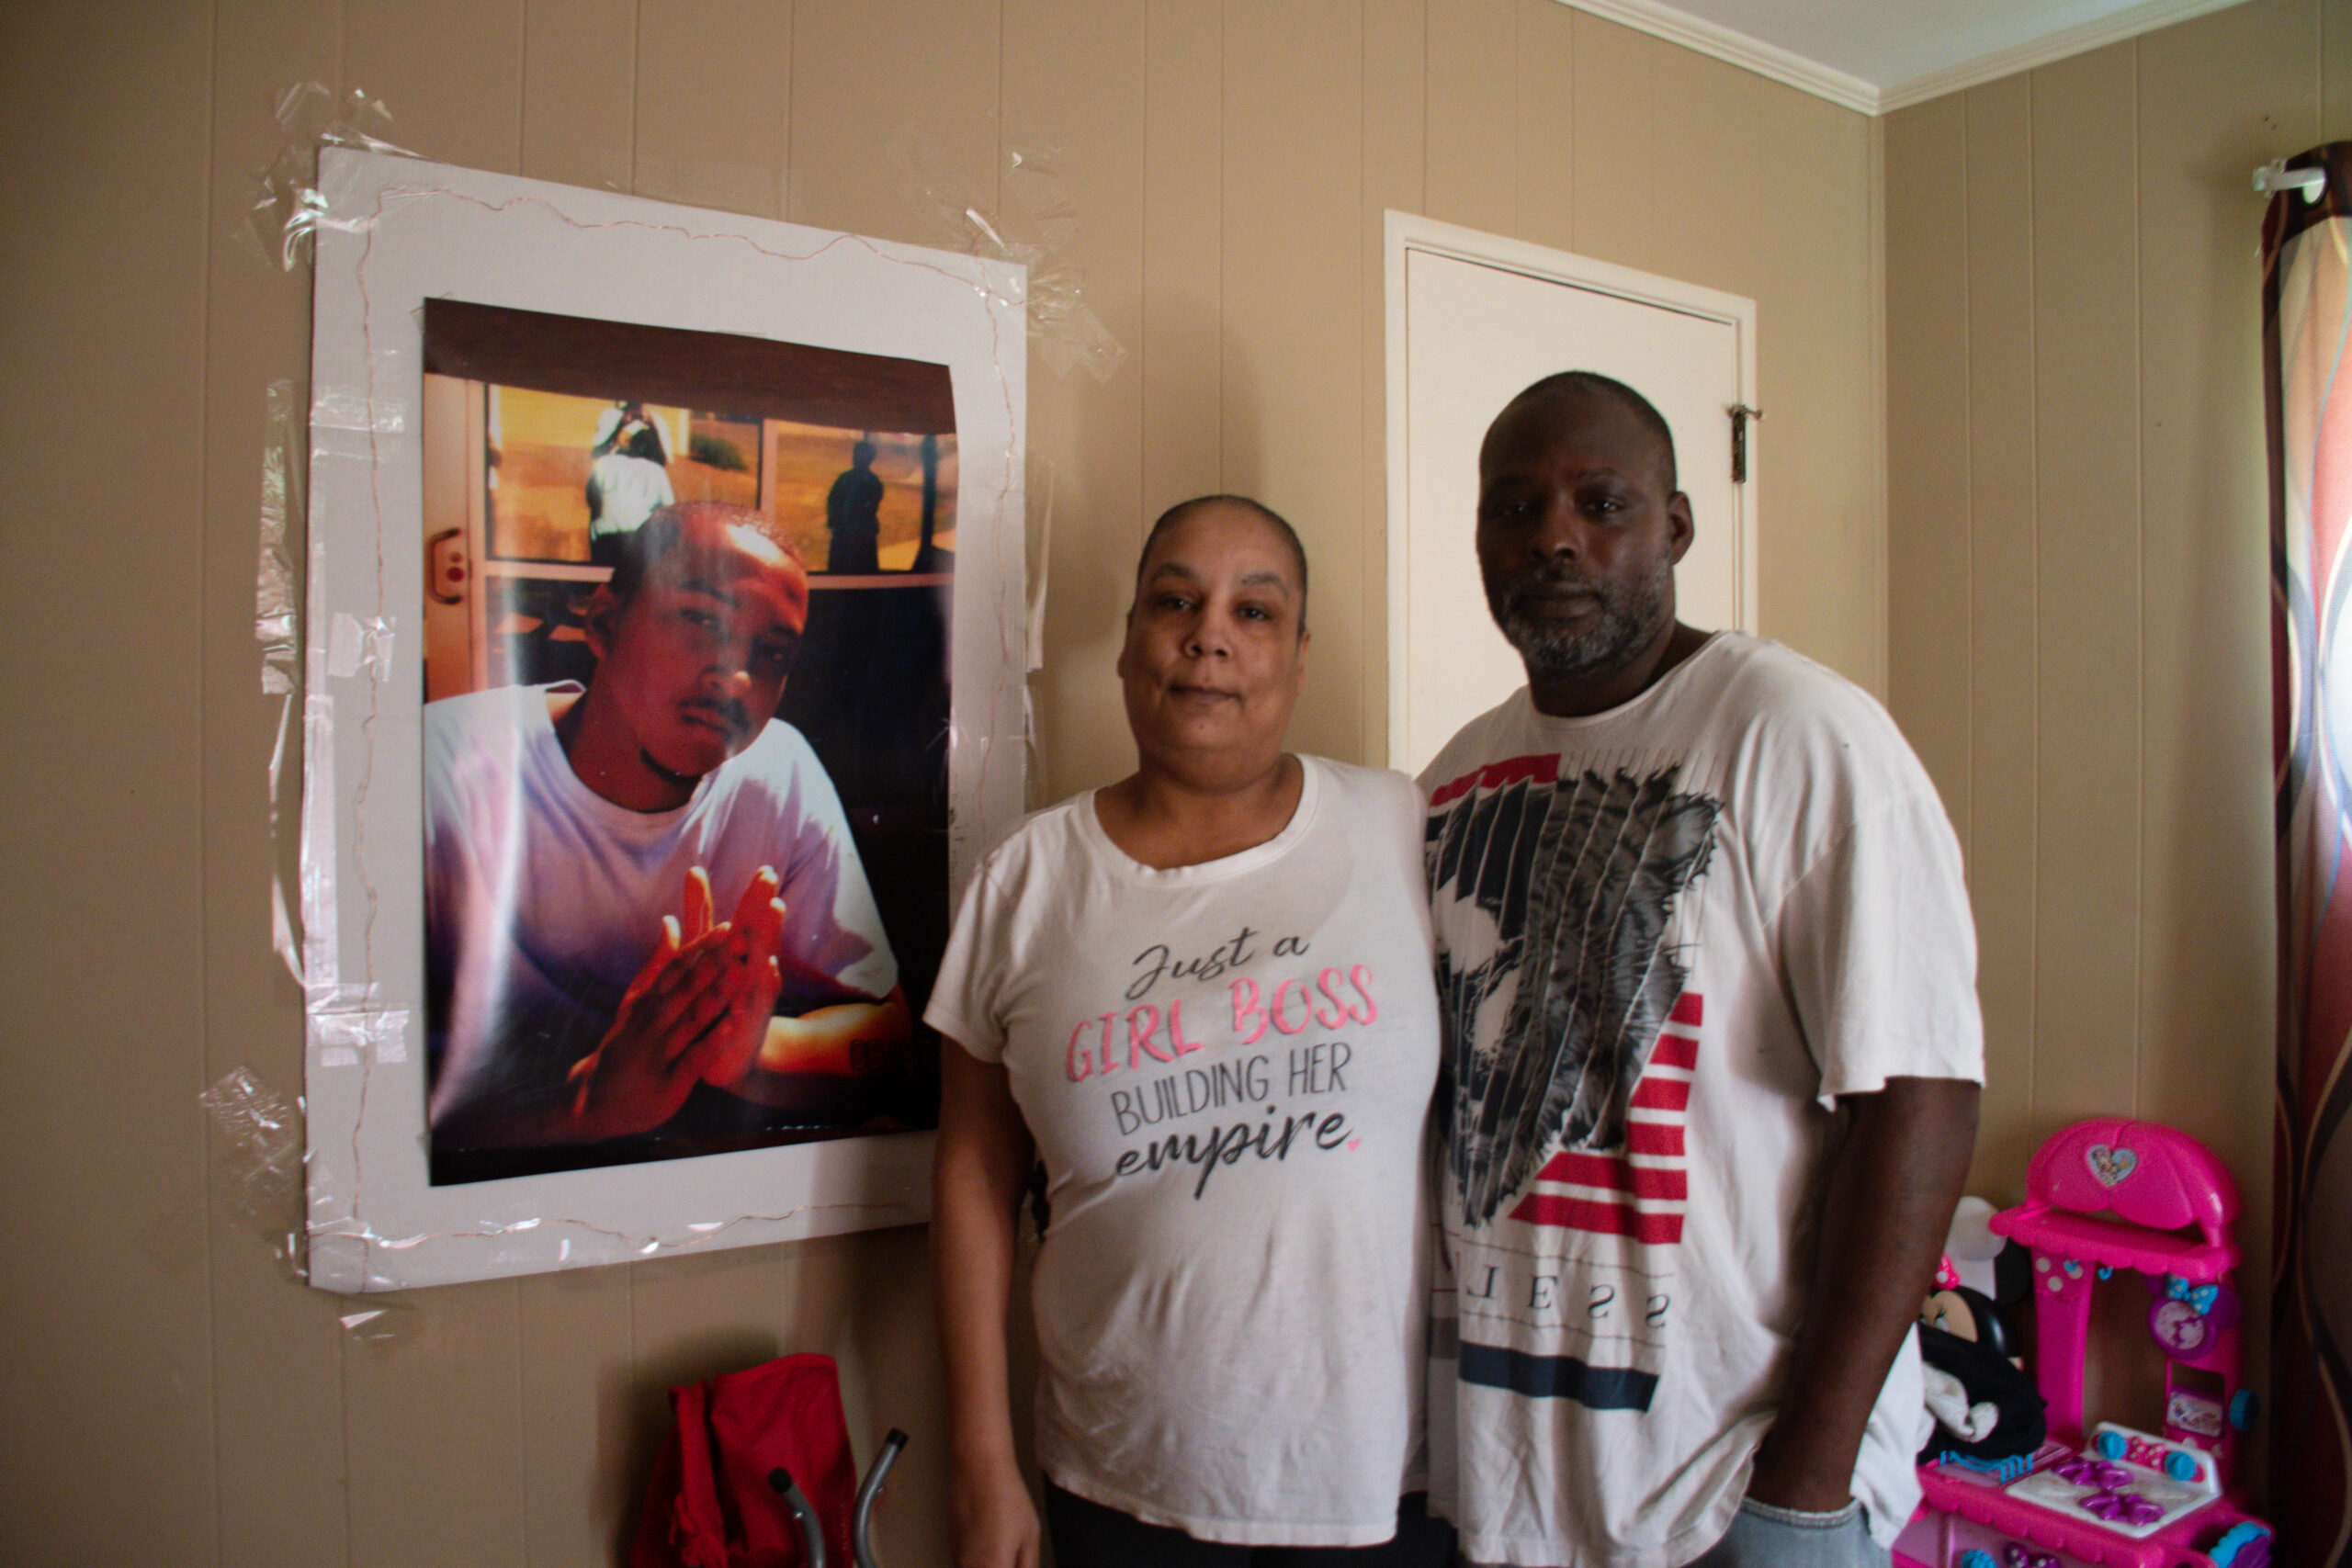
[198,6,225,1565]
[1956,71,2040,1182]
[1510,0,1576,256]
[1222,0,1367,764]
[2028,40,2143,1131]
[1003,0,1148,888]
[521,0,636,194]
[1363,0,1426,759]
[2324,0,2352,142]
[1883,93,1972,846]
[639,4,797,250]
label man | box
[585,400,675,570]
[1421,372,1981,1567]
[825,439,885,575]
[425,501,910,1165]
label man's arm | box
[718,988,915,1104]
[1745,1074,1979,1512]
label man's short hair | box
[1135,494,1310,633]
[605,502,803,606]
[1496,370,1679,493]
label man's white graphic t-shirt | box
[926,758,1441,1545]
[1419,634,1981,1568]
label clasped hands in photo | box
[564,865,816,1139]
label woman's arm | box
[933,1043,1043,1568]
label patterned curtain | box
[2269,141,2352,1567]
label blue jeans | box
[1684,1497,1887,1568]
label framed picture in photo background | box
[301,149,1026,1292]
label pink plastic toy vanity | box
[1892,1119,2273,1568]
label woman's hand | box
[949,1452,1041,1568]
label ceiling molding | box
[1874,0,2253,111]
[1557,0,2256,118]
[1557,0,1882,114]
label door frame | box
[1383,210,1759,770]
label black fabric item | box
[1917,1322,2047,1463]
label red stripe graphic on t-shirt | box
[1506,999,1702,1248]
[1535,1151,1690,1201]
[1428,753,1562,808]
[1626,1122,1686,1156]
[1510,1193,1686,1244]
[1630,1077,1691,1111]
[1650,1031,1700,1070]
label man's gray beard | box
[1488,561,1670,683]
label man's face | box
[1117,504,1309,770]
[1476,389,1692,687]
[585,522,809,783]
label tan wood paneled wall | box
[0,2,1883,1562]
[1885,0,2352,1466]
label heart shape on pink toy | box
[2086,1144,2138,1188]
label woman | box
[927,497,1451,1568]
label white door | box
[1385,213,1757,776]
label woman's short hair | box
[1135,494,1308,632]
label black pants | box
[1044,1484,1456,1568]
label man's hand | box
[677,867,786,1089]
[561,866,784,1139]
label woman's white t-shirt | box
[926,757,1442,1545]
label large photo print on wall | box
[302,150,1026,1292]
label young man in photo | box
[424,501,910,1165]
[1421,372,1982,1567]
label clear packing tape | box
[195,1066,426,1348]
[894,131,1126,383]
[237,85,1043,1293]
[198,1067,305,1278]
[245,84,413,271]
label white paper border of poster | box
[300,148,1026,1293]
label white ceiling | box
[1567,0,2255,113]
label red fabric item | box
[630,1352,858,1568]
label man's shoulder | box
[1691,634,1916,761]
[424,682,564,767]
[1685,637,1951,852]
[422,685,572,835]
[1416,689,1536,800]
[731,713,824,766]
[707,717,841,813]
[425,681,547,728]
[1696,632,1872,707]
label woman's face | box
[1117,504,1309,775]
